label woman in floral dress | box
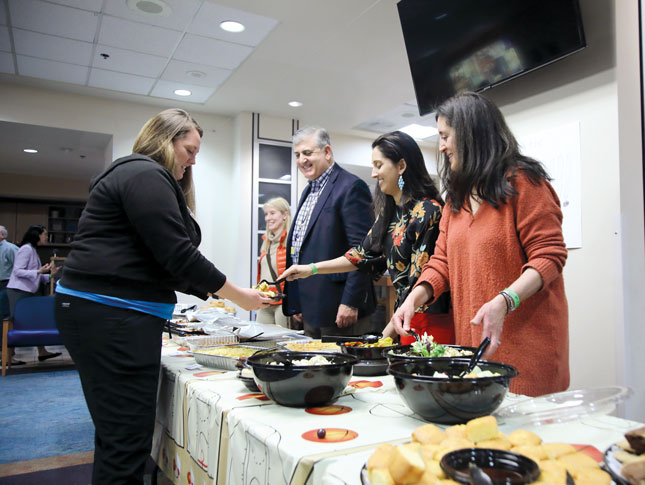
[280,131,453,344]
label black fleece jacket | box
[60,154,226,303]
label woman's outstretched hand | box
[390,283,434,335]
[280,264,313,281]
[470,294,507,359]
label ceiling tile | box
[103,0,201,32]
[99,15,183,57]
[150,80,215,104]
[0,26,10,51]
[88,68,155,95]
[17,55,88,85]
[46,0,103,11]
[9,0,99,42]
[92,44,167,78]
[174,34,253,69]
[13,29,93,66]
[161,59,231,88]
[188,3,279,47]
[0,2,6,25]
[0,51,14,74]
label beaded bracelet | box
[499,288,520,314]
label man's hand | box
[336,304,358,328]
[292,313,303,323]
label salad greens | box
[410,333,447,357]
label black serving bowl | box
[237,370,260,392]
[388,358,518,424]
[339,341,398,361]
[440,448,540,484]
[245,351,360,407]
[385,344,476,364]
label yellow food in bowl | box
[283,340,340,352]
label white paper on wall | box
[518,121,582,249]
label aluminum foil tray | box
[191,344,266,370]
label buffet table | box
[151,338,642,485]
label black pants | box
[55,294,165,485]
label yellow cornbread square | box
[367,443,396,470]
[475,437,512,451]
[466,416,498,443]
[508,429,542,447]
[512,445,547,463]
[572,468,611,484]
[445,424,467,439]
[413,424,446,445]
[368,468,395,485]
[557,451,601,471]
[388,443,426,484]
[541,443,577,459]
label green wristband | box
[309,263,318,275]
[502,288,520,310]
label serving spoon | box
[458,337,491,378]
[468,463,493,485]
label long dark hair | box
[370,131,443,250]
[435,92,550,212]
[20,224,46,247]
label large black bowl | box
[339,341,398,361]
[388,358,518,424]
[385,344,476,364]
[246,351,359,407]
[440,448,540,484]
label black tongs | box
[258,276,287,286]
[321,334,380,344]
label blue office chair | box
[1,295,62,376]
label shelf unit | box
[47,204,84,245]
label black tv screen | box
[397,0,586,115]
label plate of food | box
[254,281,286,301]
[604,426,645,485]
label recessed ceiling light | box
[61,147,73,153]
[288,101,303,107]
[174,89,192,96]
[399,124,439,139]
[126,0,172,16]
[186,70,206,79]
[23,148,38,153]
[220,20,245,33]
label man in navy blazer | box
[282,127,376,338]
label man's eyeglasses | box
[294,149,321,159]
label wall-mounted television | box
[397,0,587,115]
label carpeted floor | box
[0,368,94,464]
[0,346,173,484]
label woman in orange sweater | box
[256,197,291,327]
[392,92,569,397]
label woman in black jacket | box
[55,109,270,485]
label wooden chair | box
[1,296,61,376]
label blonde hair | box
[132,108,203,212]
[260,197,292,253]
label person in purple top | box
[6,224,61,364]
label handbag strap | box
[265,242,279,282]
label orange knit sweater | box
[416,171,569,396]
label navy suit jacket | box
[283,164,376,328]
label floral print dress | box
[345,198,449,315]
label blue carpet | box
[0,370,94,464]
